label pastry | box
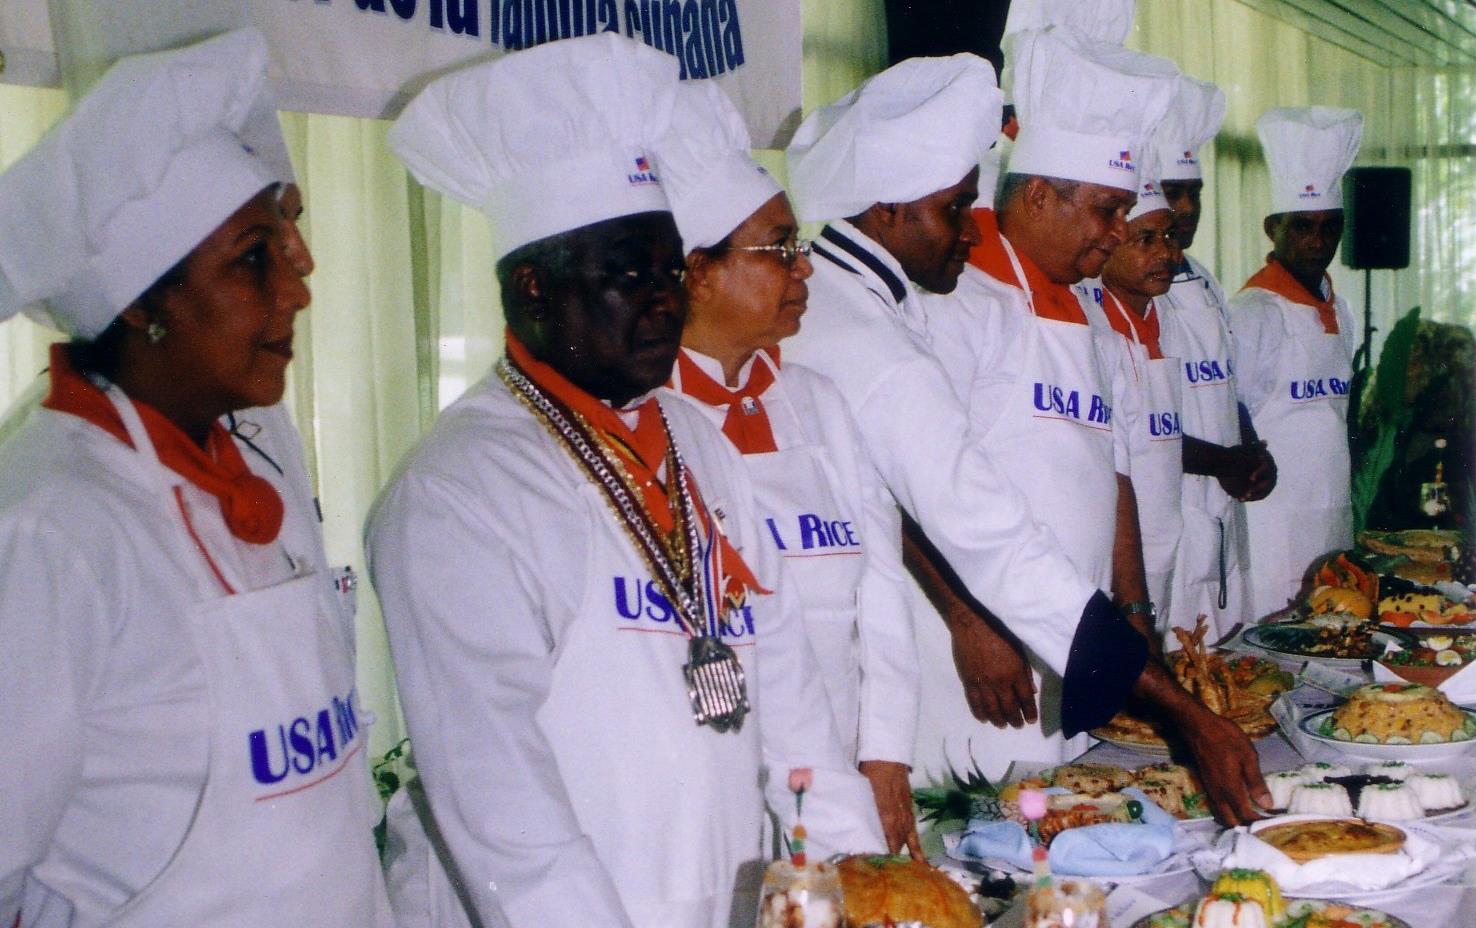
[1255,819,1405,863]
[1051,762,1134,795]
[1288,782,1353,817]
[1326,682,1474,744]
[834,855,981,928]
[1408,773,1465,812]
[1356,782,1425,821]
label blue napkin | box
[956,788,1176,877]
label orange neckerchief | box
[42,344,284,544]
[1241,256,1339,335]
[1103,290,1164,360]
[505,331,769,603]
[968,208,1090,325]
[671,348,779,455]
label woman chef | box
[0,30,392,927]
[655,82,921,854]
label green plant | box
[912,758,1002,828]
[1351,306,1421,533]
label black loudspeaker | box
[1341,167,1412,270]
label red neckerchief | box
[670,348,780,455]
[968,208,1090,325]
[42,344,284,544]
[505,331,769,602]
[1103,290,1164,360]
[1241,255,1339,334]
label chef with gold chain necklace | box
[367,35,883,928]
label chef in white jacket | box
[1230,107,1362,620]
[1156,78,1277,638]
[921,26,1177,769]
[784,47,1270,823]
[0,29,392,928]
[655,81,922,854]
[367,35,883,928]
[1073,137,1191,636]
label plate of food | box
[1009,762,1213,823]
[1297,682,1476,760]
[1132,867,1411,928]
[1094,621,1294,750]
[1261,760,1469,822]
[1243,618,1396,664]
[1377,632,1476,685]
[1359,530,1463,588]
[1377,588,1476,629]
[758,854,991,928]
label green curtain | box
[2,0,1471,757]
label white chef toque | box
[1153,75,1225,182]
[0,28,292,339]
[785,54,1003,223]
[652,81,782,253]
[1257,106,1363,215]
[1129,74,1225,220]
[388,33,681,259]
[1005,25,1179,193]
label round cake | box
[1363,761,1415,781]
[1298,761,1352,780]
[1191,897,1269,928]
[1328,683,1475,744]
[1265,770,1309,810]
[1409,773,1465,811]
[1356,782,1425,821]
[1288,782,1353,816]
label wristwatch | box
[1121,600,1157,623]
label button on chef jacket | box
[365,374,884,928]
[0,398,377,925]
[1159,253,1253,636]
[783,218,1147,757]
[1230,263,1356,619]
[914,215,1137,775]
[665,348,920,766]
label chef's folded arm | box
[365,470,635,928]
[850,354,1147,733]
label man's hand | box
[1129,661,1270,825]
[948,614,1038,729]
[858,760,923,856]
[1241,441,1277,502]
[1175,706,1271,825]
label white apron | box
[1245,303,1354,619]
[1103,293,1184,629]
[744,374,869,763]
[98,389,391,928]
[1160,274,1251,637]
[926,239,1115,773]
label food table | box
[966,671,1476,927]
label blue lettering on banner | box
[768,514,862,553]
[612,576,751,641]
[333,0,748,75]
[1183,358,1232,384]
[248,687,363,786]
[1147,411,1181,438]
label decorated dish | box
[834,855,982,928]
[1319,683,1476,744]
[1377,632,1476,684]
[1244,621,1392,662]
[1133,897,1411,928]
[1097,622,1288,748]
[1253,819,1405,864]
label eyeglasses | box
[730,238,813,266]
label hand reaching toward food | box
[1176,707,1271,825]
[858,760,924,856]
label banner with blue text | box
[1,0,801,148]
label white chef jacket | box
[365,371,883,928]
[0,400,359,926]
[783,220,1146,741]
[1159,254,1253,632]
[1230,280,1356,415]
[664,348,920,765]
